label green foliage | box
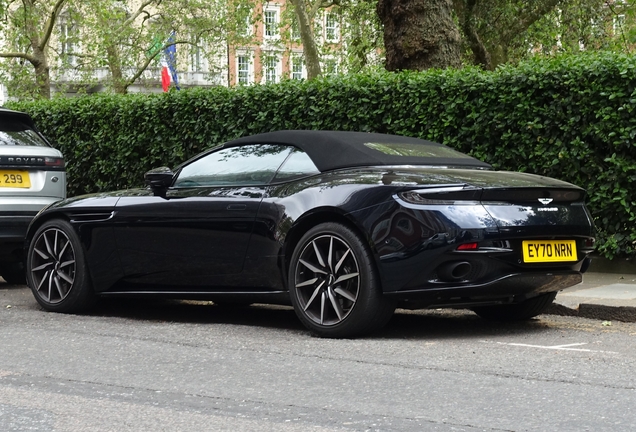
[8,52,636,258]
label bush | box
[8,52,636,258]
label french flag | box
[161,32,180,92]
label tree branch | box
[0,51,37,64]
[39,0,67,52]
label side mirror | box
[144,167,174,196]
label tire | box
[0,262,27,285]
[288,222,396,338]
[26,219,96,313]
[472,292,557,321]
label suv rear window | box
[0,120,49,147]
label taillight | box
[457,242,479,251]
[45,157,65,168]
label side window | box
[174,144,292,187]
[273,148,320,182]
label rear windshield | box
[364,142,473,159]
[0,120,49,147]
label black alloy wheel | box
[26,219,96,313]
[289,222,395,338]
[472,291,558,321]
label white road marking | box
[489,341,618,354]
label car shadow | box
[84,297,555,340]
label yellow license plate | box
[0,170,31,188]
[522,240,577,263]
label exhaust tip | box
[438,261,472,282]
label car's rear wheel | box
[26,219,96,313]
[472,292,557,321]
[288,222,395,338]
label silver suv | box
[0,108,66,284]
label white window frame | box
[189,38,209,73]
[322,56,339,76]
[261,52,281,84]
[263,5,280,39]
[239,6,253,36]
[614,14,626,35]
[324,12,340,42]
[236,51,254,85]
[59,19,79,66]
[290,54,306,80]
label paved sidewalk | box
[547,272,636,322]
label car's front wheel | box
[288,222,395,338]
[472,292,557,321]
[26,219,96,313]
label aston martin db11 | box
[24,130,595,337]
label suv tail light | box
[44,157,65,168]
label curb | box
[546,302,636,322]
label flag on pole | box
[161,32,180,92]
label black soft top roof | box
[225,130,490,172]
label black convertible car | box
[24,131,595,337]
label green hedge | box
[8,52,636,259]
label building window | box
[614,14,626,35]
[238,6,253,36]
[59,22,78,65]
[263,54,280,84]
[189,37,207,72]
[324,12,339,42]
[237,54,252,84]
[264,10,278,38]
[323,58,338,76]
[291,18,301,41]
[291,56,304,80]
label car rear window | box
[364,142,473,159]
[0,120,49,147]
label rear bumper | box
[389,271,582,309]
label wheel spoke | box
[303,281,325,312]
[53,230,59,256]
[312,240,326,268]
[32,262,53,272]
[43,232,55,257]
[34,247,50,260]
[334,272,359,285]
[57,270,74,285]
[327,236,334,271]
[334,287,357,303]
[54,275,65,299]
[47,270,54,302]
[299,258,327,275]
[59,259,75,269]
[334,249,351,274]
[320,291,326,325]
[57,239,70,261]
[296,277,318,288]
[37,270,50,292]
[327,287,344,321]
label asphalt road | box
[1,282,635,431]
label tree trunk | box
[377,0,462,71]
[31,46,51,99]
[290,0,322,79]
[106,45,128,94]
[454,0,492,70]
